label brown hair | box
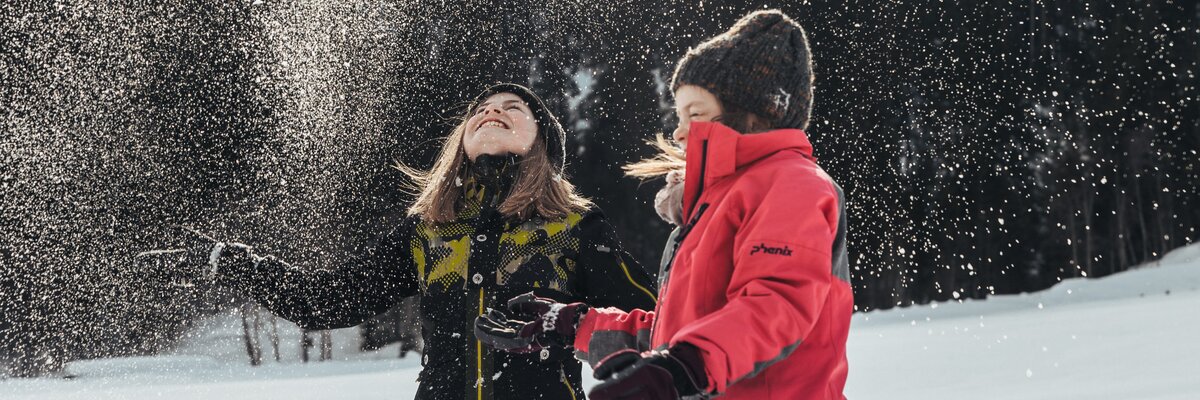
[624,102,776,179]
[398,116,592,225]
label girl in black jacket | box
[155,83,657,400]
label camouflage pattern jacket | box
[219,156,658,400]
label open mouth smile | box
[478,118,510,130]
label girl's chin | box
[470,148,527,159]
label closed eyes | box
[474,101,529,115]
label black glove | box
[135,225,229,287]
[473,292,589,353]
[588,343,708,400]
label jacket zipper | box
[559,365,578,400]
[651,139,711,344]
[475,287,485,400]
[671,138,711,270]
[471,183,501,400]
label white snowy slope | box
[845,242,1200,400]
[2,243,1199,400]
[0,314,424,400]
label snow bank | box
[2,243,1198,399]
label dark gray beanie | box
[469,83,567,172]
[671,10,815,130]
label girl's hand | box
[588,343,708,400]
[473,292,589,353]
[134,225,225,287]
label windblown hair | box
[624,102,776,179]
[397,115,592,225]
[623,132,685,179]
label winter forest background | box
[2,0,1198,379]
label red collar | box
[681,121,816,220]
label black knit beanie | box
[671,10,815,130]
[469,83,567,172]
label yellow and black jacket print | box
[219,155,658,400]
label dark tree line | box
[2,0,1196,377]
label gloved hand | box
[653,169,685,226]
[588,343,708,400]
[134,225,231,287]
[473,292,588,353]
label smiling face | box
[462,92,540,161]
[672,84,724,150]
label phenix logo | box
[750,243,793,256]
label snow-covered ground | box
[846,243,1200,400]
[3,244,1199,399]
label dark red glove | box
[473,292,588,353]
[588,343,708,400]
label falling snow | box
[2,2,1198,397]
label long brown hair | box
[624,103,776,179]
[398,115,592,225]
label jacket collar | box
[681,121,815,220]
[460,153,521,218]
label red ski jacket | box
[575,121,852,399]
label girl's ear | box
[744,113,764,132]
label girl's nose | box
[672,125,688,144]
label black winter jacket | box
[218,156,658,400]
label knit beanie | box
[671,10,815,130]
[469,83,568,172]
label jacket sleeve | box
[670,175,841,393]
[572,307,655,366]
[217,218,419,331]
[571,210,659,365]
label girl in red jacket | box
[475,10,851,400]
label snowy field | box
[3,244,1199,400]
[845,242,1200,400]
